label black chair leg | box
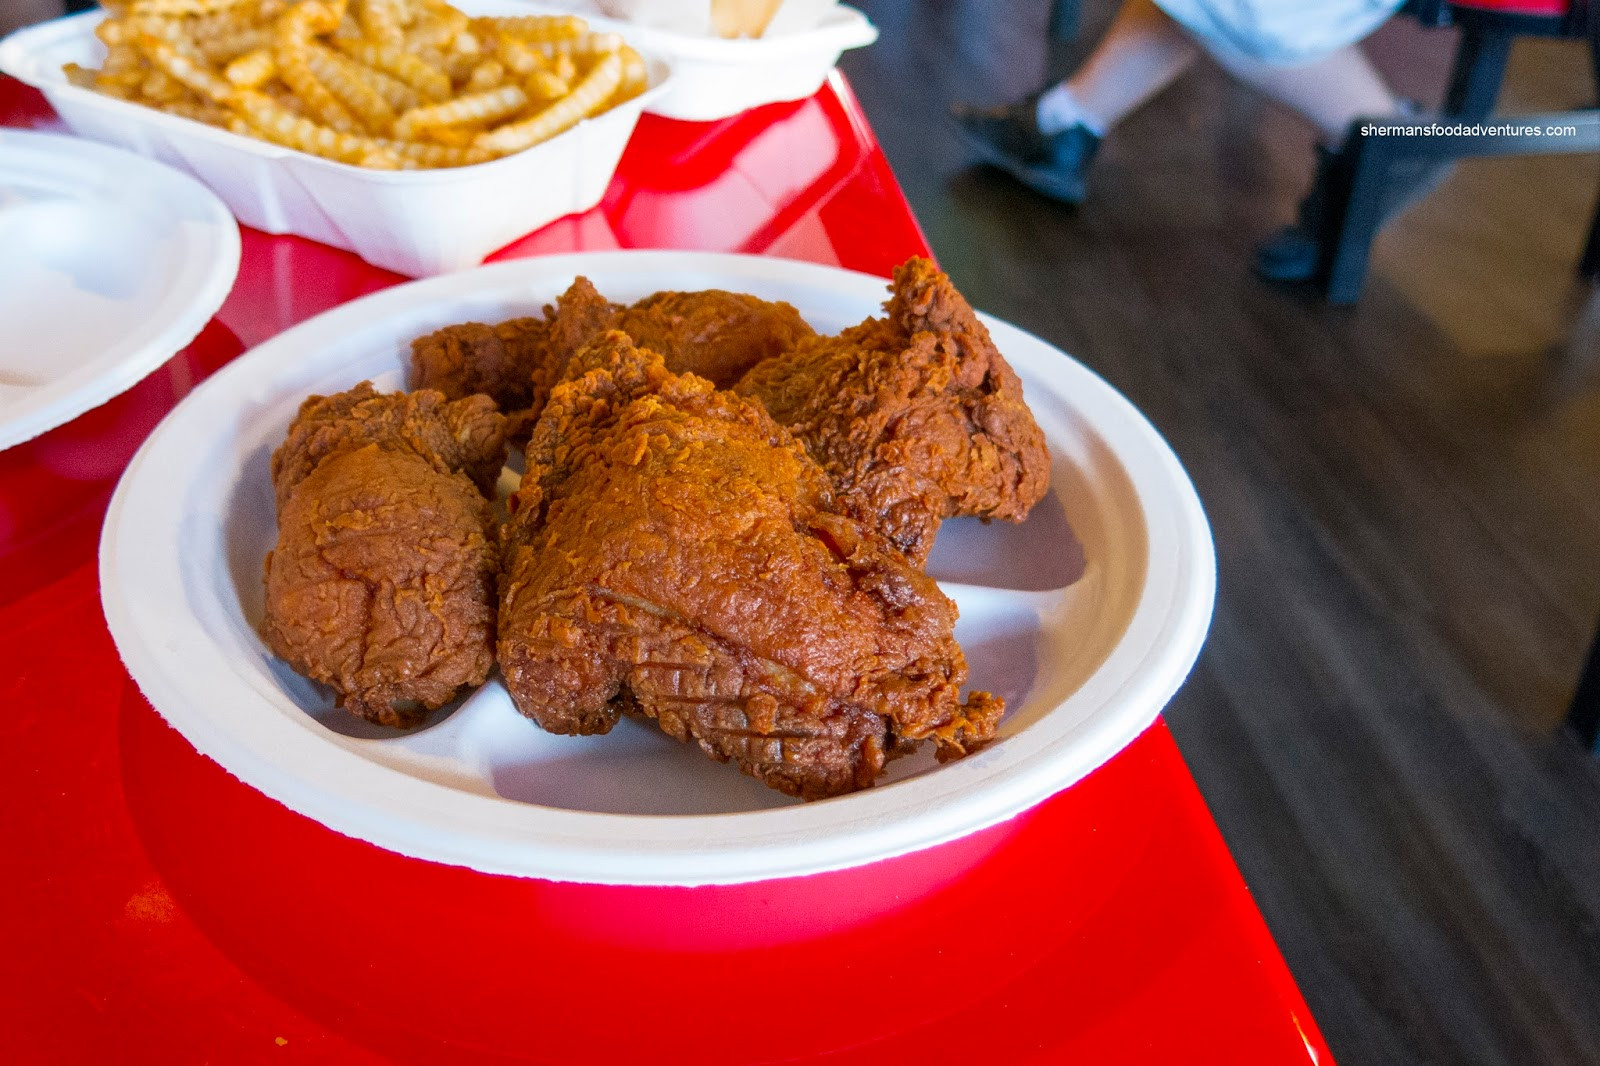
[1582,187,1600,280]
[1584,26,1600,279]
[1319,134,1392,305]
[1567,615,1600,750]
[1444,25,1513,120]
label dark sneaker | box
[1255,143,1348,283]
[951,94,1101,205]
[1254,121,1453,284]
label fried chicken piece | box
[407,280,814,433]
[616,289,815,386]
[408,277,620,441]
[406,316,548,420]
[263,383,507,728]
[270,381,507,510]
[499,332,1002,800]
[736,257,1050,565]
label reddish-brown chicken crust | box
[498,333,1002,800]
[736,257,1050,565]
[407,280,814,434]
[263,383,507,728]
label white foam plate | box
[100,251,1214,886]
[0,129,239,452]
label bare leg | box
[951,0,1201,203]
[1211,44,1402,142]
[1048,0,1202,132]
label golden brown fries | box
[70,0,651,169]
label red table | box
[0,72,1333,1065]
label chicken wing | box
[736,257,1050,565]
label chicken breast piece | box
[499,332,1002,800]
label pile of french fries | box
[65,0,649,168]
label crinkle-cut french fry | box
[358,146,404,168]
[329,49,421,111]
[334,37,451,102]
[441,49,479,84]
[161,97,231,125]
[229,88,377,162]
[136,32,234,102]
[100,41,147,75]
[123,14,186,45]
[463,58,502,94]
[198,26,274,64]
[265,83,307,114]
[276,1,360,132]
[305,43,396,133]
[93,77,138,100]
[94,54,149,97]
[130,0,252,16]
[418,123,479,147]
[524,68,568,103]
[536,31,622,64]
[224,47,275,88]
[493,35,542,77]
[376,135,491,167]
[186,7,253,42]
[95,18,128,46]
[474,51,619,156]
[230,89,488,167]
[471,14,586,43]
[71,0,630,168]
[63,62,98,89]
[278,0,344,41]
[406,1,467,52]
[139,66,188,103]
[393,84,524,140]
[609,44,646,105]
[354,0,405,48]
[550,51,575,84]
[276,50,359,132]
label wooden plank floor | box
[841,4,1600,1062]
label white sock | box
[1035,84,1105,137]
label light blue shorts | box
[1153,0,1405,66]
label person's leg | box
[951,0,1200,204]
[1210,44,1402,140]
[1040,0,1202,135]
[1219,45,1447,284]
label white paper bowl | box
[0,8,670,277]
[551,1,878,120]
[99,251,1215,886]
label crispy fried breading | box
[498,333,1002,799]
[263,383,507,727]
[736,257,1050,564]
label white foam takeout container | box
[99,252,1217,887]
[547,1,877,120]
[0,6,670,277]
